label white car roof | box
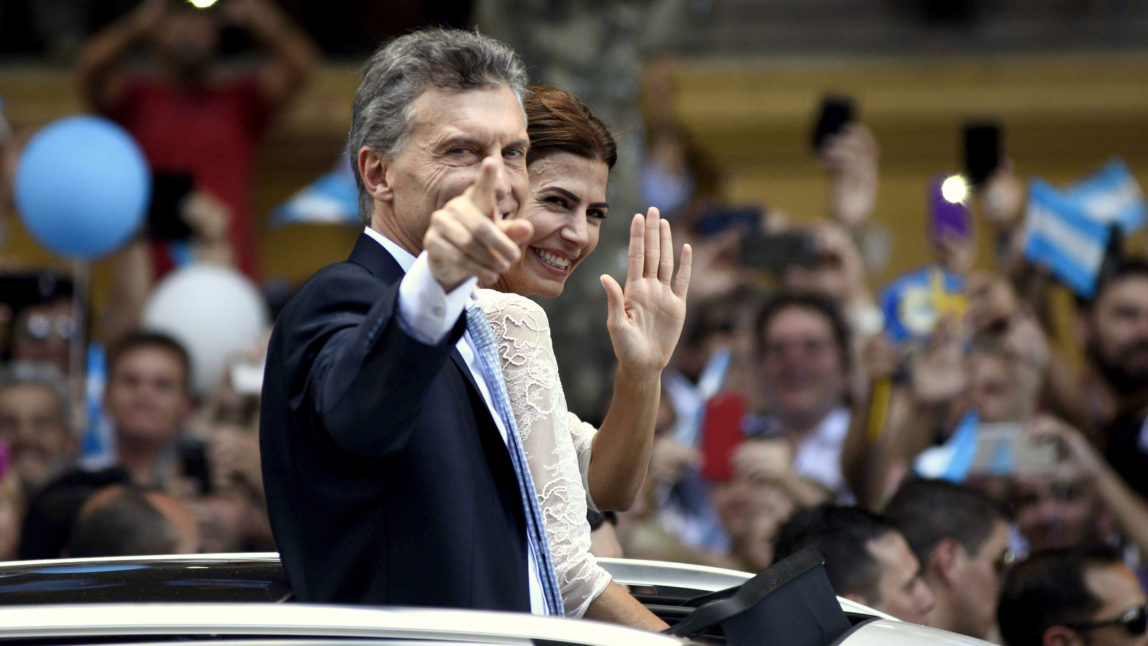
[0,603,699,646]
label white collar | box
[363,226,416,272]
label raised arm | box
[218,0,318,108]
[1029,415,1148,557]
[76,0,165,112]
[313,158,532,455]
[591,208,691,510]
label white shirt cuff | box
[396,251,477,344]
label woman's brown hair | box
[525,85,617,169]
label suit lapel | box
[347,232,404,282]
[449,347,484,400]
[351,230,508,448]
[449,335,512,457]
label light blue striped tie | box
[465,304,564,616]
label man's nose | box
[918,582,936,617]
[490,156,510,208]
[1035,498,1059,523]
[16,421,36,442]
[1135,311,1148,338]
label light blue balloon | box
[15,116,150,259]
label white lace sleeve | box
[565,411,599,512]
[479,290,611,617]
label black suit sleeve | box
[299,273,466,458]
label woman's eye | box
[545,196,570,209]
[588,209,607,221]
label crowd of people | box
[611,116,1148,642]
[1,3,1148,646]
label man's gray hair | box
[347,28,528,225]
[0,362,72,431]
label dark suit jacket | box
[260,233,530,610]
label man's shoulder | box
[285,259,388,314]
[268,252,400,358]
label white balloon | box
[142,264,269,395]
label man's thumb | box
[501,219,533,246]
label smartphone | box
[738,231,819,270]
[700,393,747,482]
[695,206,764,237]
[230,361,265,395]
[147,172,195,240]
[963,122,1001,188]
[178,438,213,496]
[968,423,1058,476]
[811,95,855,152]
[930,176,972,242]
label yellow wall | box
[664,53,1148,284]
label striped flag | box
[271,159,360,228]
[1064,159,1146,233]
[1023,179,1112,298]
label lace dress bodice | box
[478,289,610,617]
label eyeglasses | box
[1067,605,1148,636]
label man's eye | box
[588,209,607,221]
[504,148,525,159]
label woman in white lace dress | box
[481,87,691,627]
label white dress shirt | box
[362,227,547,615]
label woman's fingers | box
[625,213,645,286]
[674,243,693,300]
[658,216,674,284]
[600,274,625,328]
[644,207,660,278]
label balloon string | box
[70,259,89,431]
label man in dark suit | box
[260,28,546,611]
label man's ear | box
[932,538,962,587]
[1043,625,1083,646]
[358,147,392,203]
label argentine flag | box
[1023,179,1112,298]
[1064,159,1146,234]
[272,159,360,228]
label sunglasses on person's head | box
[1067,605,1148,636]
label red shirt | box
[108,74,274,279]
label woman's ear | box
[358,147,392,203]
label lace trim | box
[479,289,610,617]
